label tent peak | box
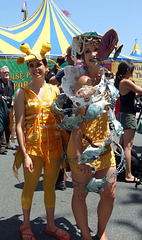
[130,39,142,57]
[0,0,83,55]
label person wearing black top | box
[0,66,14,153]
[115,60,142,182]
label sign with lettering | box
[0,59,55,97]
[0,59,32,97]
[133,63,142,86]
[111,61,142,86]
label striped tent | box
[130,39,142,58]
[0,0,83,57]
[108,51,142,62]
[0,0,141,62]
[108,43,142,62]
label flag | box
[61,10,70,18]
[21,0,27,11]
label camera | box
[135,97,142,112]
[135,102,142,112]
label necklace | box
[90,75,101,86]
[86,69,101,86]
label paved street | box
[0,132,142,240]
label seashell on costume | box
[62,66,107,107]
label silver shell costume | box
[52,65,125,192]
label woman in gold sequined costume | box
[13,43,70,240]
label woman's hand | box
[76,156,92,174]
[23,154,34,174]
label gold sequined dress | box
[67,107,116,174]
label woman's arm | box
[72,75,88,157]
[72,127,84,158]
[72,124,92,173]
[71,76,92,173]
[15,88,34,173]
[120,79,142,95]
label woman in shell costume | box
[55,29,124,240]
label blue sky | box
[1,0,142,56]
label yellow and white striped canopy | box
[0,0,83,56]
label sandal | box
[20,226,36,240]
[125,176,136,183]
[93,234,100,240]
[46,227,70,240]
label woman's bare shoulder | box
[120,78,133,88]
[15,88,25,101]
[121,78,133,84]
[76,75,91,92]
[79,75,91,82]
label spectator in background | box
[0,66,14,153]
[45,53,67,84]
[48,46,83,190]
[49,45,82,88]
[114,60,142,182]
[0,94,10,154]
[46,46,73,84]
[105,70,114,80]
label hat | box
[17,42,51,65]
[72,29,119,64]
[81,31,102,39]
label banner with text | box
[0,59,32,97]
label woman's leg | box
[21,156,43,236]
[43,157,60,230]
[123,129,136,181]
[43,157,70,239]
[71,171,92,240]
[95,166,116,240]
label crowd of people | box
[0,29,141,240]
